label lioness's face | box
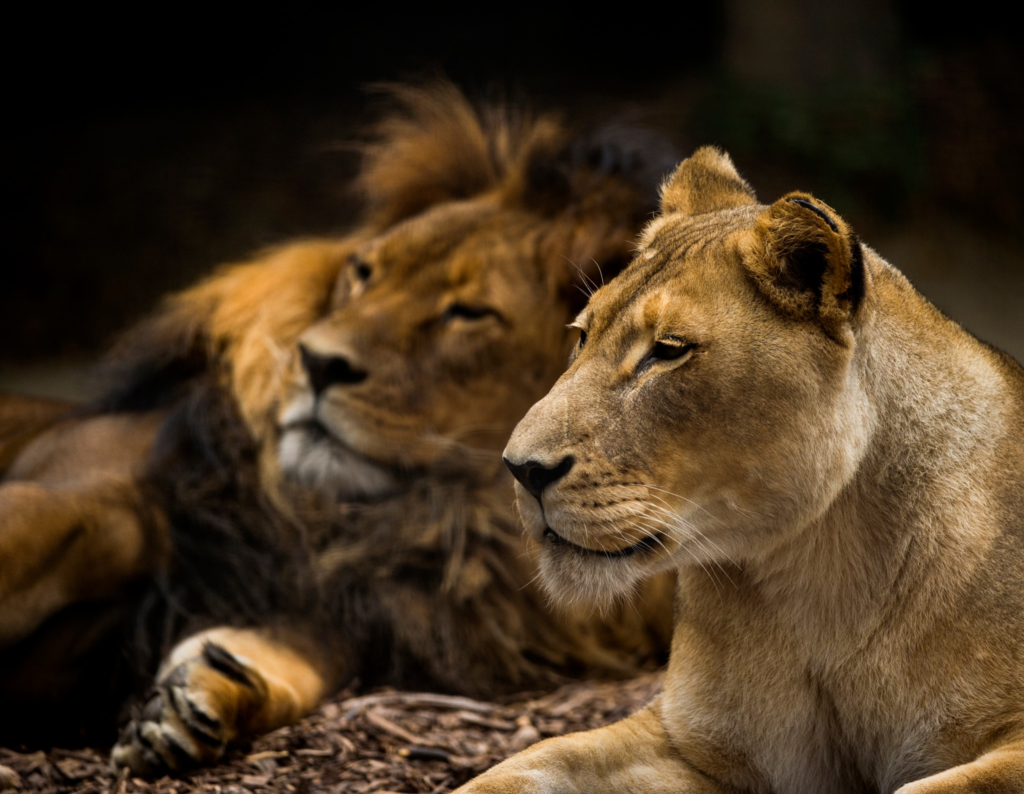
[277,199,573,500]
[505,204,873,604]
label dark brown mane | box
[357,82,677,237]
[66,81,676,727]
[356,82,561,229]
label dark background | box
[2,1,1022,397]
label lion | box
[0,84,677,774]
[456,147,1024,794]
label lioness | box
[457,147,1024,793]
[0,84,675,773]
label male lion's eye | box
[443,304,498,322]
[348,255,372,282]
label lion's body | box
[0,86,676,768]
[459,149,1024,793]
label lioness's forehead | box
[585,207,760,330]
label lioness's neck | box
[741,257,1015,641]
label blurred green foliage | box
[689,72,926,218]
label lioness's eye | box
[651,340,693,361]
[443,304,498,322]
[578,329,588,349]
[637,339,696,375]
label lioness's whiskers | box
[636,506,737,587]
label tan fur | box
[459,147,1024,793]
[0,84,674,769]
[0,410,167,647]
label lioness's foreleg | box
[454,699,730,794]
[111,626,329,775]
[896,740,1024,793]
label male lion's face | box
[277,199,574,500]
[504,168,874,605]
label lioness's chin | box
[536,527,675,609]
[278,425,398,501]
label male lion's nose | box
[504,455,575,499]
[299,344,368,395]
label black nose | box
[299,344,368,396]
[504,455,575,499]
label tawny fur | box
[0,84,676,769]
[458,147,1024,794]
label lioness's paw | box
[111,643,267,776]
[455,770,550,794]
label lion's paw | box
[455,769,552,794]
[111,643,267,776]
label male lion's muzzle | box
[298,343,368,395]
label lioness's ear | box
[744,192,868,341]
[660,146,757,216]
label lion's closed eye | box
[442,303,501,323]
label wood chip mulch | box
[1,672,663,793]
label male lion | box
[0,84,676,774]
[458,147,1024,793]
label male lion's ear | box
[744,192,868,341]
[659,146,757,216]
[518,125,678,308]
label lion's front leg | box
[111,626,329,775]
[895,740,1024,793]
[455,699,730,794]
[0,481,153,647]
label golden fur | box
[0,85,676,771]
[457,148,1024,793]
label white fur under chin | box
[537,545,660,612]
[278,427,397,501]
[515,483,677,610]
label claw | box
[202,642,256,688]
[111,647,254,776]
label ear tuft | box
[745,191,867,340]
[659,146,757,216]
[787,197,839,233]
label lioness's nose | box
[299,344,368,395]
[504,455,574,499]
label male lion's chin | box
[535,528,672,610]
[277,426,398,501]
